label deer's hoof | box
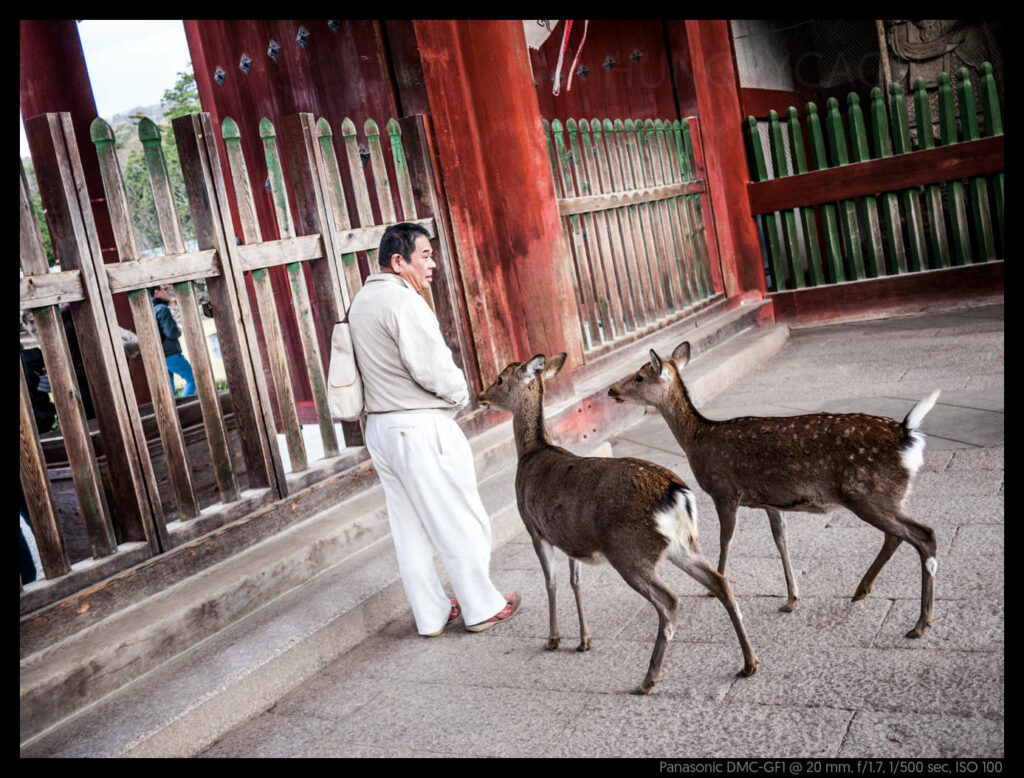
[738,659,758,677]
[852,585,871,601]
[631,682,654,695]
[545,637,560,651]
[779,598,799,613]
[577,637,591,652]
[905,626,926,639]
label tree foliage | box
[120,68,201,254]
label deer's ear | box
[543,352,567,380]
[649,350,662,374]
[671,342,691,368]
[524,354,546,380]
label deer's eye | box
[635,375,643,383]
[496,377,503,385]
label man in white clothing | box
[348,222,520,636]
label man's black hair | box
[378,222,431,270]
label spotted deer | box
[477,353,758,695]
[608,342,941,638]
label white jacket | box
[347,273,469,415]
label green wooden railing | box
[543,117,718,353]
[745,64,1004,292]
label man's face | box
[391,235,435,292]
[153,286,169,301]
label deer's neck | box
[512,395,552,457]
[659,382,710,451]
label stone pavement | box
[198,304,1003,759]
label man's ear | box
[388,253,406,274]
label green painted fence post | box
[869,87,908,274]
[570,117,613,336]
[653,119,696,307]
[937,73,972,265]
[681,121,714,298]
[888,83,928,271]
[825,97,867,280]
[553,119,600,347]
[957,68,995,261]
[746,116,787,291]
[846,93,886,277]
[768,110,805,288]
[670,120,705,301]
[387,118,417,222]
[786,107,824,286]
[912,78,951,268]
[980,62,1004,255]
[805,103,844,283]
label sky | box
[20,20,194,158]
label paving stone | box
[546,698,853,758]
[728,644,1003,718]
[838,711,1003,758]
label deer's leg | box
[606,553,679,695]
[765,508,799,612]
[530,534,561,650]
[713,496,739,578]
[703,497,739,599]
[630,573,679,695]
[670,548,759,679]
[847,502,938,638]
[568,557,591,652]
[852,533,902,601]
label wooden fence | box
[544,117,719,356]
[746,64,1004,291]
[19,110,454,617]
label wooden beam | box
[104,250,220,293]
[769,261,1004,327]
[748,135,1004,215]
[556,182,706,217]
[20,269,84,308]
[235,234,325,272]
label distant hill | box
[108,103,165,126]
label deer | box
[477,353,758,695]
[608,341,941,639]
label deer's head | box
[478,353,567,413]
[608,342,691,407]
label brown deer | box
[477,353,758,695]
[608,342,941,638]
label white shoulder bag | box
[327,315,364,421]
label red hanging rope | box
[565,20,589,93]
[552,20,573,96]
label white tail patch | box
[654,488,699,552]
[900,430,927,478]
[906,389,941,430]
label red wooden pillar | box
[413,20,584,399]
[20,19,151,405]
[685,20,767,299]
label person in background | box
[151,285,195,397]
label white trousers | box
[365,410,507,634]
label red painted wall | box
[685,20,766,299]
[415,20,585,398]
[529,20,680,121]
